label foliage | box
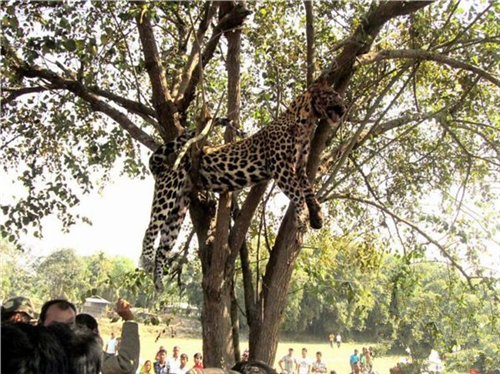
[0,238,196,325]
[1,0,499,366]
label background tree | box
[1,0,499,367]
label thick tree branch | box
[176,3,251,117]
[134,2,182,141]
[88,87,157,119]
[9,56,158,150]
[322,1,433,92]
[304,0,315,86]
[175,2,219,100]
[357,49,500,88]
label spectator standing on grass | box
[169,346,181,374]
[193,352,204,369]
[329,334,334,348]
[139,360,153,374]
[179,353,189,374]
[105,332,118,356]
[99,298,140,374]
[350,349,360,374]
[296,348,312,374]
[312,351,327,374]
[155,346,166,361]
[279,348,296,374]
[336,333,341,348]
[154,349,169,374]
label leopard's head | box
[309,78,346,124]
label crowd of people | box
[277,345,375,374]
[2,295,377,374]
[350,347,375,374]
[139,345,205,374]
[1,295,138,374]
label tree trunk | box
[245,1,432,366]
[200,1,242,368]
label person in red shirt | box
[193,353,204,369]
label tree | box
[36,248,86,300]
[1,0,499,367]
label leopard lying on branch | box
[142,79,346,291]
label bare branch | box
[357,49,500,88]
[11,60,158,150]
[330,193,481,294]
[134,2,182,141]
[175,2,218,100]
[304,0,315,86]
[1,85,58,110]
[176,3,251,117]
[88,87,156,119]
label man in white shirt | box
[279,348,296,374]
[311,352,327,374]
[336,334,342,348]
[168,346,181,374]
[105,332,118,356]
[296,348,311,374]
[179,353,189,374]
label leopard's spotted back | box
[143,81,346,291]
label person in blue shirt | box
[350,349,360,374]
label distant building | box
[81,296,110,317]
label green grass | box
[99,320,400,373]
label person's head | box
[242,350,249,361]
[354,349,358,354]
[143,360,152,372]
[316,352,322,361]
[173,345,180,358]
[362,347,367,354]
[40,299,77,326]
[194,352,203,365]
[288,348,294,356]
[75,313,99,335]
[1,321,102,374]
[180,353,188,367]
[158,349,167,363]
[1,296,37,324]
[302,348,307,357]
[111,332,115,339]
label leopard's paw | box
[309,211,323,229]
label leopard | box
[142,80,346,291]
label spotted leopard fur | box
[143,81,346,291]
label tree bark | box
[134,2,182,141]
[200,1,243,368]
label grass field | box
[99,319,401,374]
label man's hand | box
[116,298,134,321]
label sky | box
[1,172,155,263]
[2,166,499,277]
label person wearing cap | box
[1,296,37,324]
